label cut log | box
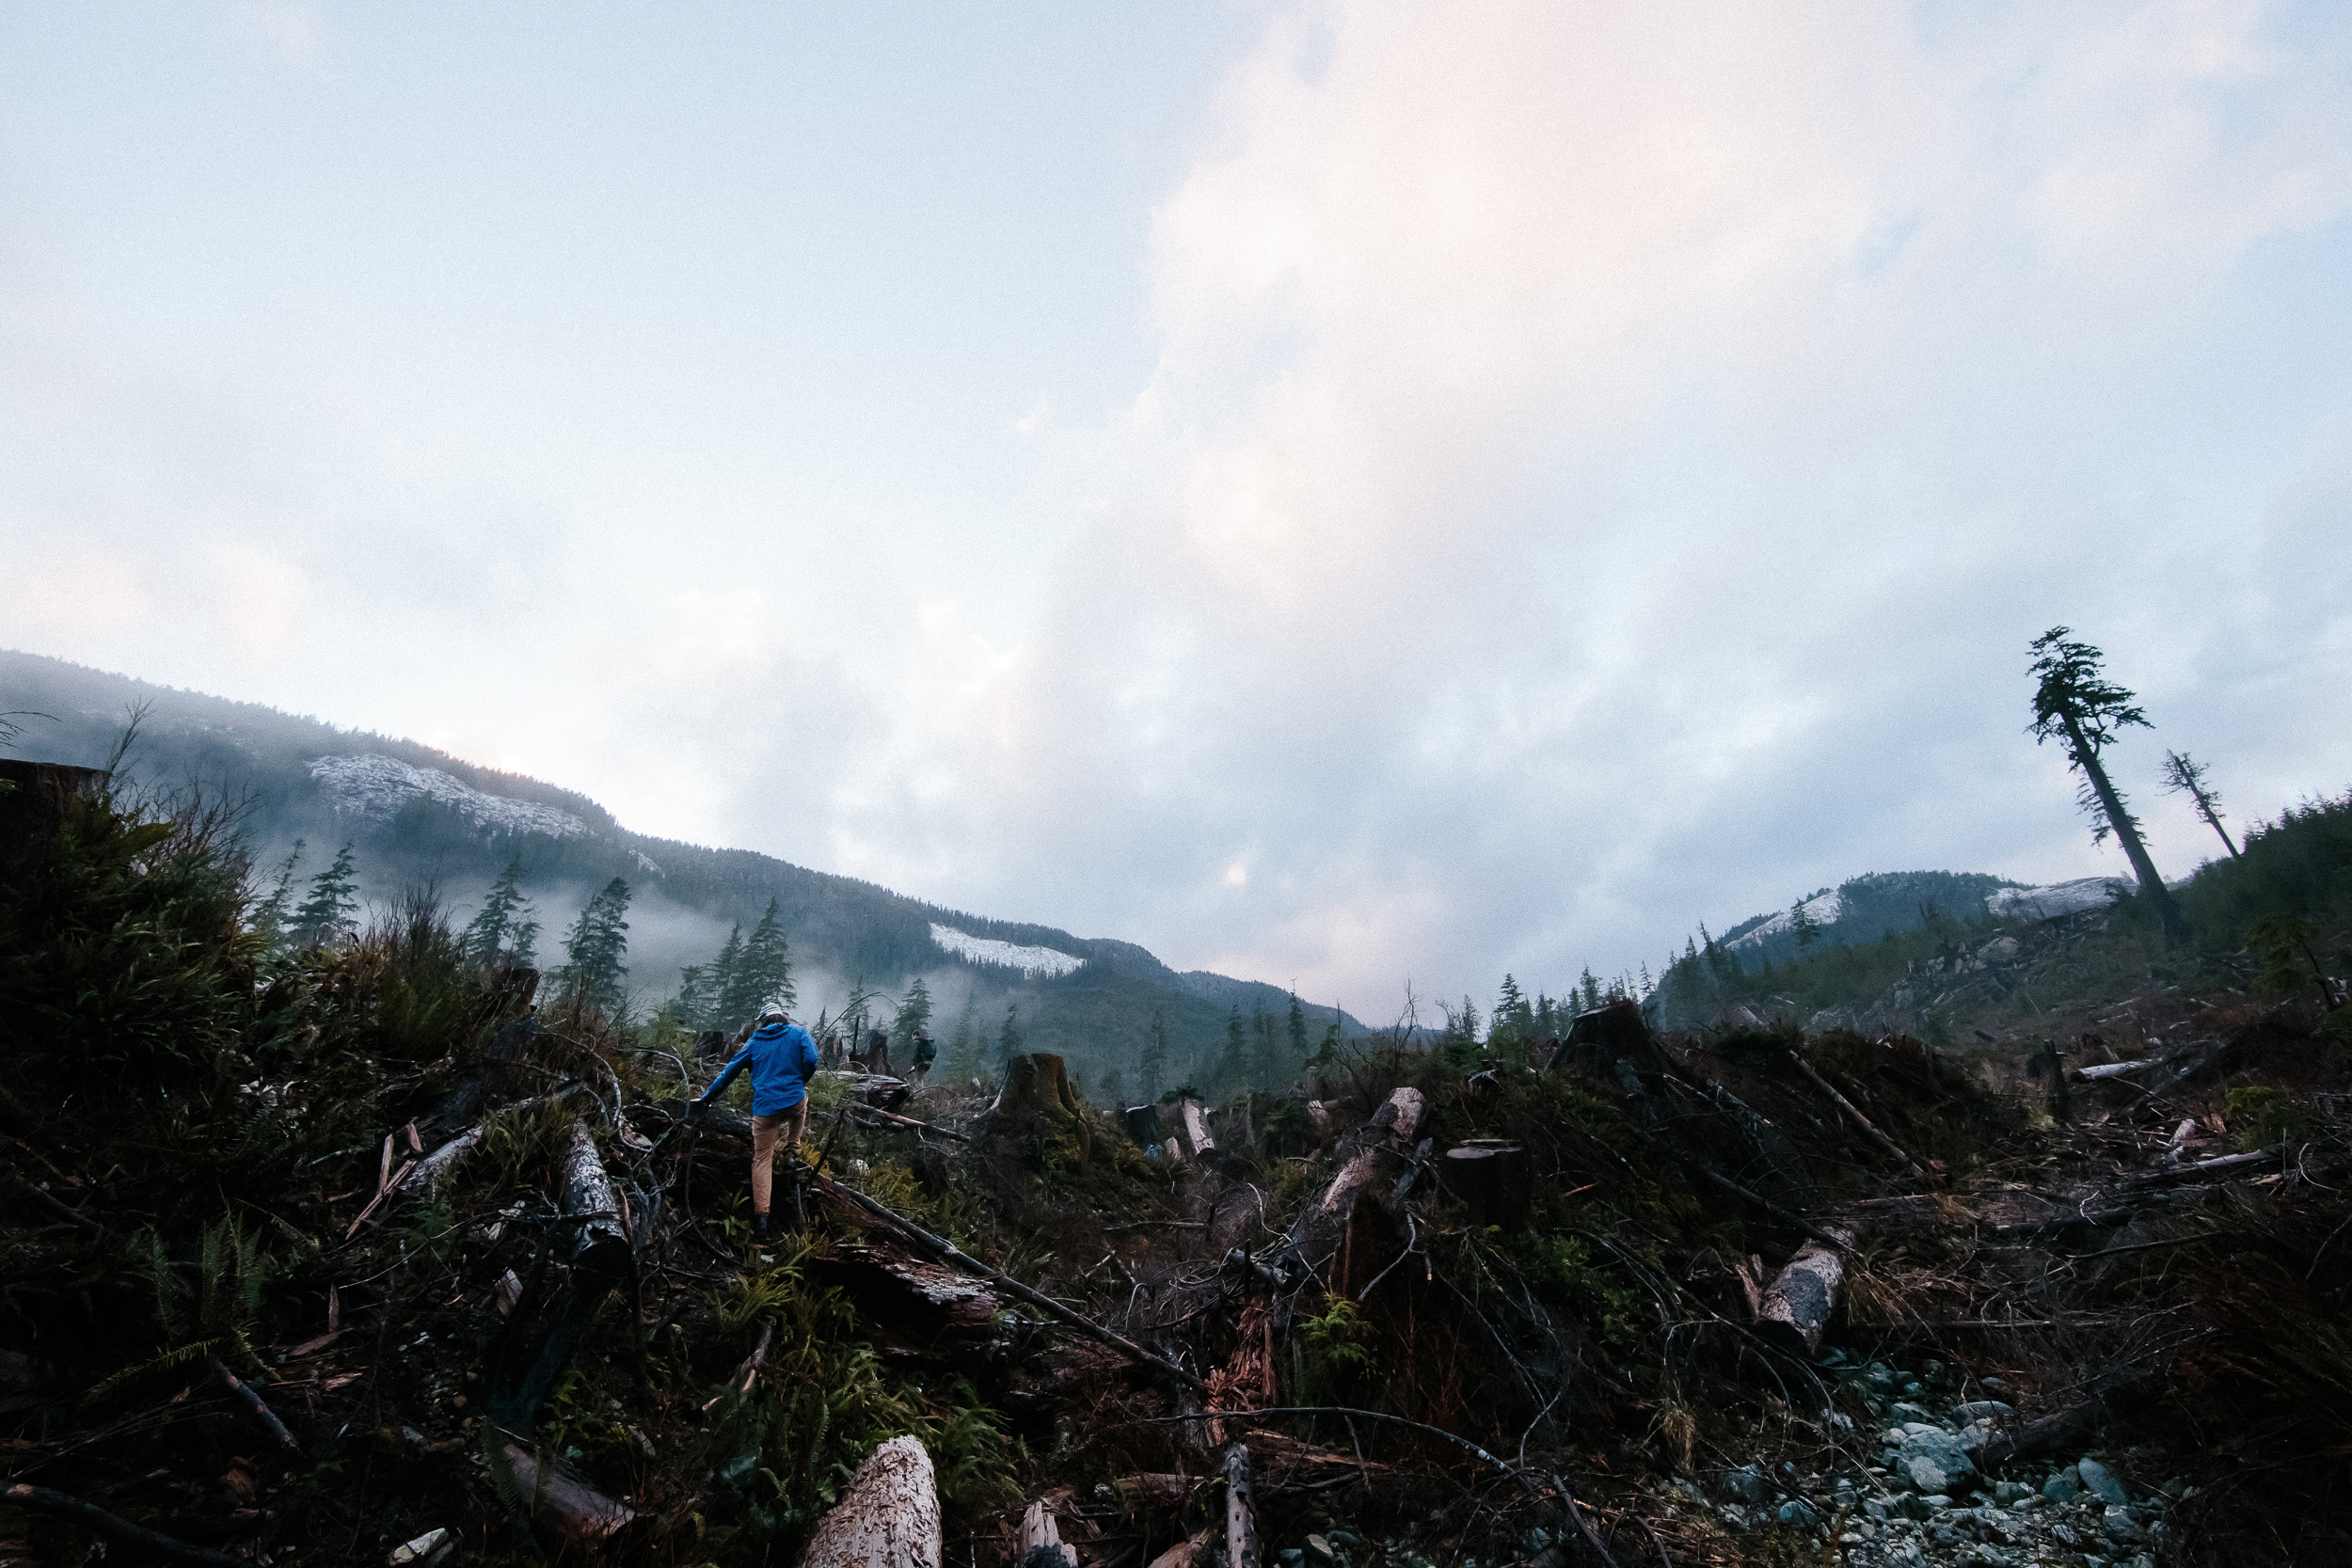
[410,1125,485,1196]
[801,1434,942,1568]
[1019,1499,1073,1568]
[1441,1143,1530,1230]
[501,1445,637,1543]
[1224,1442,1260,1568]
[1755,1227,1855,1357]
[2076,1060,2154,1081]
[556,1122,630,1279]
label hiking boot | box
[753,1211,771,1243]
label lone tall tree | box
[2162,750,2242,862]
[2027,627,2186,942]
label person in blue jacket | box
[692,1007,819,1240]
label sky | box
[5,1,2351,1016]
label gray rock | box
[1894,1430,1977,1495]
[1719,1465,1773,1505]
[1954,1400,2014,1421]
[2101,1506,2143,1543]
[2077,1457,2129,1507]
[2044,1470,2081,1504]
[1992,1481,2033,1505]
[1776,1499,1820,1530]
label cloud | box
[805,0,2352,1006]
[230,2,326,76]
[4,1,2349,1019]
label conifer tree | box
[2027,627,2186,942]
[557,877,632,1014]
[944,993,979,1082]
[1286,991,1309,1065]
[290,842,359,948]
[463,854,535,965]
[893,975,933,1055]
[715,899,793,1027]
[1139,1010,1168,1102]
[674,964,713,1031]
[1219,1006,1248,1092]
[249,839,304,955]
[1581,966,1603,1012]
[999,1003,1024,1067]
[706,926,744,1028]
[2162,750,2242,861]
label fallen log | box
[1971,1371,2154,1470]
[814,1173,1207,1393]
[1224,1443,1260,1568]
[2125,1149,2276,1186]
[0,1481,246,1566]
[1176,1099,1216,1160]
[802,1434,942,1568]
[501,1445,637,1542]
[1755,1227,1855,1357]
[211,1357,298,1451]
[853,1106,971,1141]
[557,1121,631,1278]
[1786,1049,1922,1175]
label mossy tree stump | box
[991,1053,1091,1166]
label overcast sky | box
[6,1,2350,1014]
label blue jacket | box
[704,1021,819,1115]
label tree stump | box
[991,1053,1091,1164]
[801,1435,942,1568]
[1122,1103,1165,1146]
[1442,1143,1530,1230]
[0,759,107,890]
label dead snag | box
[501,1446,637,1543]
[1756,1227,1856,1357]
[1224,1443,1260,1568]
[0,1481,246,1567]
[802,1435,942,1568]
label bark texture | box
[801,1435,942,1568]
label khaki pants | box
[749,1100,810,1214]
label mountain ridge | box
[0,648,1359,1092]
